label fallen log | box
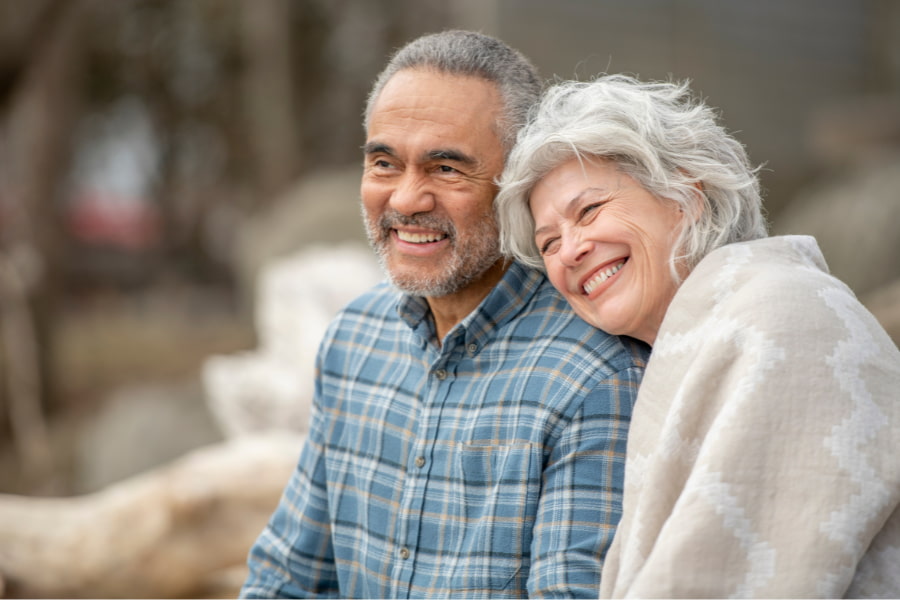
[0,432,303,598]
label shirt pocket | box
[448,442,542,593]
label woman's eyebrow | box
[533,187,610,239]
[534,223,554,240]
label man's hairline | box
[365,66,512,156]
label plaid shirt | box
[241,262,648,599]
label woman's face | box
[529,157,686,346]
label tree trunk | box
[0,253,51,483]
[3,0,89,416]
[239,0,302,204]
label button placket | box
[393,354,454,590]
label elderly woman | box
[497,74,900,598]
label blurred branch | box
[0,433,303,599]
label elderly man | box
[240,30,648,599]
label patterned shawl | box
[600,236,900,598]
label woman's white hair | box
[496,74,767,278]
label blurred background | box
[0,0,899,594]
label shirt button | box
[415,456,426,468]
[435,369,447,380]
[467,343,478,354]
[399,547,410,560]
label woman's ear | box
[680,180,706,224]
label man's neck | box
[426,259,509,344]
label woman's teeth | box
[583,260,625,295]
[397,231,445,243]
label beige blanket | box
[600,236,900,598]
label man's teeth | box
[397,231,445,243]
[583,261,625,295]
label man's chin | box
[387,268,455,298]
[375,241,502,298]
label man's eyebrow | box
[426,149,476,165]
[362,141,394,155]
[362,143,477,166]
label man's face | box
[361,68,506,298]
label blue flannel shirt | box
[241,262,649,599]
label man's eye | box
[437,165,458,173]
[374,159,393,168]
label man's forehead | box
[375,67,500,103]
[364,69,505,166]
[370,71,500,125]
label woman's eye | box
[539,238,560,256]
[579,202,602,220]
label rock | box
[203,243,382,438]
[807,93,900,170]
[234,165,370,306]
[772,154,900,297]
[74,378,224,494]
[863,278,900,349]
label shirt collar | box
[396,261,545,351]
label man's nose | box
[389,171,435,216]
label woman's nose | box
[559,234,590,267]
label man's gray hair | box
[364,30,541,155]
[497,74,767,278]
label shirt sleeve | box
[527,365,642,598]
[240,401,340,599]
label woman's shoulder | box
[670,236,894,351]
[686,236,849,311]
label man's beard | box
[363,206,502,298]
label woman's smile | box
[581,257,628,296]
